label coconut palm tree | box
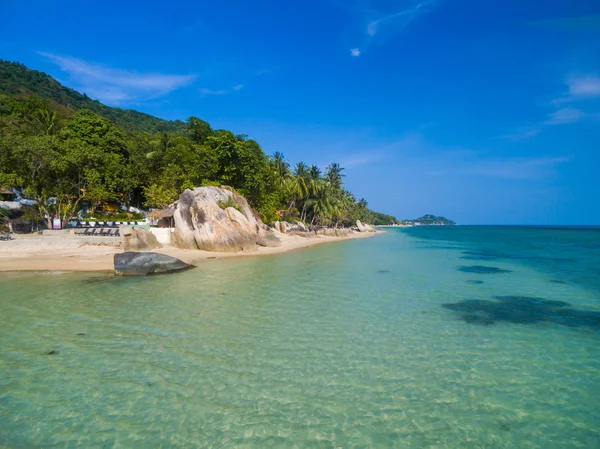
[311,182,339,225]
[146,132,174,160]
[325,162,345,191]
[271,151,290,179]
[36,108,58,135]
[309,165,321,181]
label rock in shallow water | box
[114,252,192,276]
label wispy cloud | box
[545,107,586,125]
[453,156,572,179]
[390,132,571,179]
[497,127,542,142]
[38,52,196,105]
[341,152,386,168]
[566,75,600,99]
[199,84,243,96]
[347,0,438,56]
[501,73,597,140]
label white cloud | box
[199,84,244,96]
[38,52,196,105]
[545,107,585,125]
[567,75,600,98]
[350,48,361,57]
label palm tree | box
[309,165,321,181]
[271,152,290,178]
[284,171,309,214]
[311,182,339,225]
[325,162,345,191]
[36,108,58,135]
[146,133,173,160]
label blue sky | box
[2,0,599,224]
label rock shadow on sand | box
[442,295,600,329]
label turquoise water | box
[1,227,599,447]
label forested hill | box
[404,215,456,225]
[0,60,185,133]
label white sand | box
[0,231,380,272]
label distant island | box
[402,215,456,226]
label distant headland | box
[379,214,456,227]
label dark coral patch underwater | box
[442,295,600,329]
[458,265,512,274]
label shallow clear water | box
[1,227,599,447]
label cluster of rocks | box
[270,219,377,238]
[114,187,379,276]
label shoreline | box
[0,231,381,273]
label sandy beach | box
[0,231,379,272]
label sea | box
[1,226,599,447]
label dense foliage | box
[0,60,398,228]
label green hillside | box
[0,60,185,133]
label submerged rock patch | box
[465,280,484,284]
[458,265,512,274]
[442,295,600,329]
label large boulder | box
[114,252,191,276]
[121,226,162,251]
[356,220,376,232]
[257,226,282,247]
[171,187,280,252]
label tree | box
[187,117,213,144]
[325,162,345,191]
[36,108,58,135]
[271,151,290,180]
